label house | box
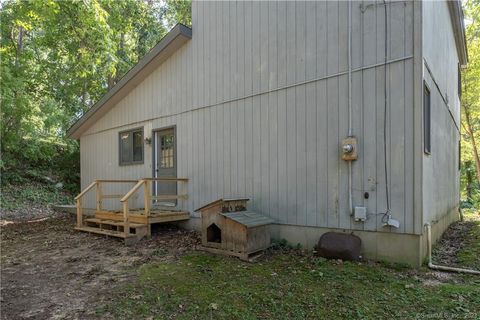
[67,0,467,266]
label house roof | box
[221,211,275,228]
[448,0,468,66]
[67,24,192,139]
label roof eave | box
[67,24,192,139]
[448,0,468,67]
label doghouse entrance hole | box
[207,223,221,243]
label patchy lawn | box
[432,210,480,272]
[457,211,480,270]
[97,253,480,320]
[1,211,479,319]
[99,211,480,320]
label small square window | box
[119,128,144,165]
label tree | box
[0,0,191,186]
[461,0,480,204]
[164,0,192,29]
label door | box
[154,128,177,206]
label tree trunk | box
[119,33,125,59]
[109,32,126,87]
[15,27,24,68]
[12,26,25,137]
[466,160,474,202]
[464,106,480,183]
[107,74,115,89]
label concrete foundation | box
[271,223,424,266]
[419,207,460,265]
[73,206,459,267]
[183,209,459,267]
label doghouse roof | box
[194,198,250,212]
[221,211,274,228]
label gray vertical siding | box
[81,1,420,234]
[422,1,461,225]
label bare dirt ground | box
[0,213,200,320]
[0,203,59,223]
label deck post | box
[123,201,130,237]
[96,181,102,212]
[76,199,82,227]
[180,180,187,207]
[144,180,151,216]
[143,180,152,238]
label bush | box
[1,137,80,194]
[460,161,480,210]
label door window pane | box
[160,134,174,168]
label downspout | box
[425,223,480,275]
[347,0,353,216]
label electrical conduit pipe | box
[347,0,353,216]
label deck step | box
[85,218,147,228]
[74,226,136,239]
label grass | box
[97,251,480,319]
[457,210,480,270]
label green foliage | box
[0,0,191,186]
[460,161,480,206]
[164,0,192,29]
[270,238,293,250]
[0,179,73,211]
[461,0,480,208]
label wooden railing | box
[75,178,189,238]
[145,177,189,202]
[75,179,139,228]
[120,178,188,237]
[75,181,97,227]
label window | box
[459,139,461,171]
[159,133,175,168]
[119,128,144,165]
[458,63,462,98]
[423,83,431,154]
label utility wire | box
[382,0,391,223]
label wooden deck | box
[74,178,189,244]
[94,209,190,224]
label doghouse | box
[195,198,274,261]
